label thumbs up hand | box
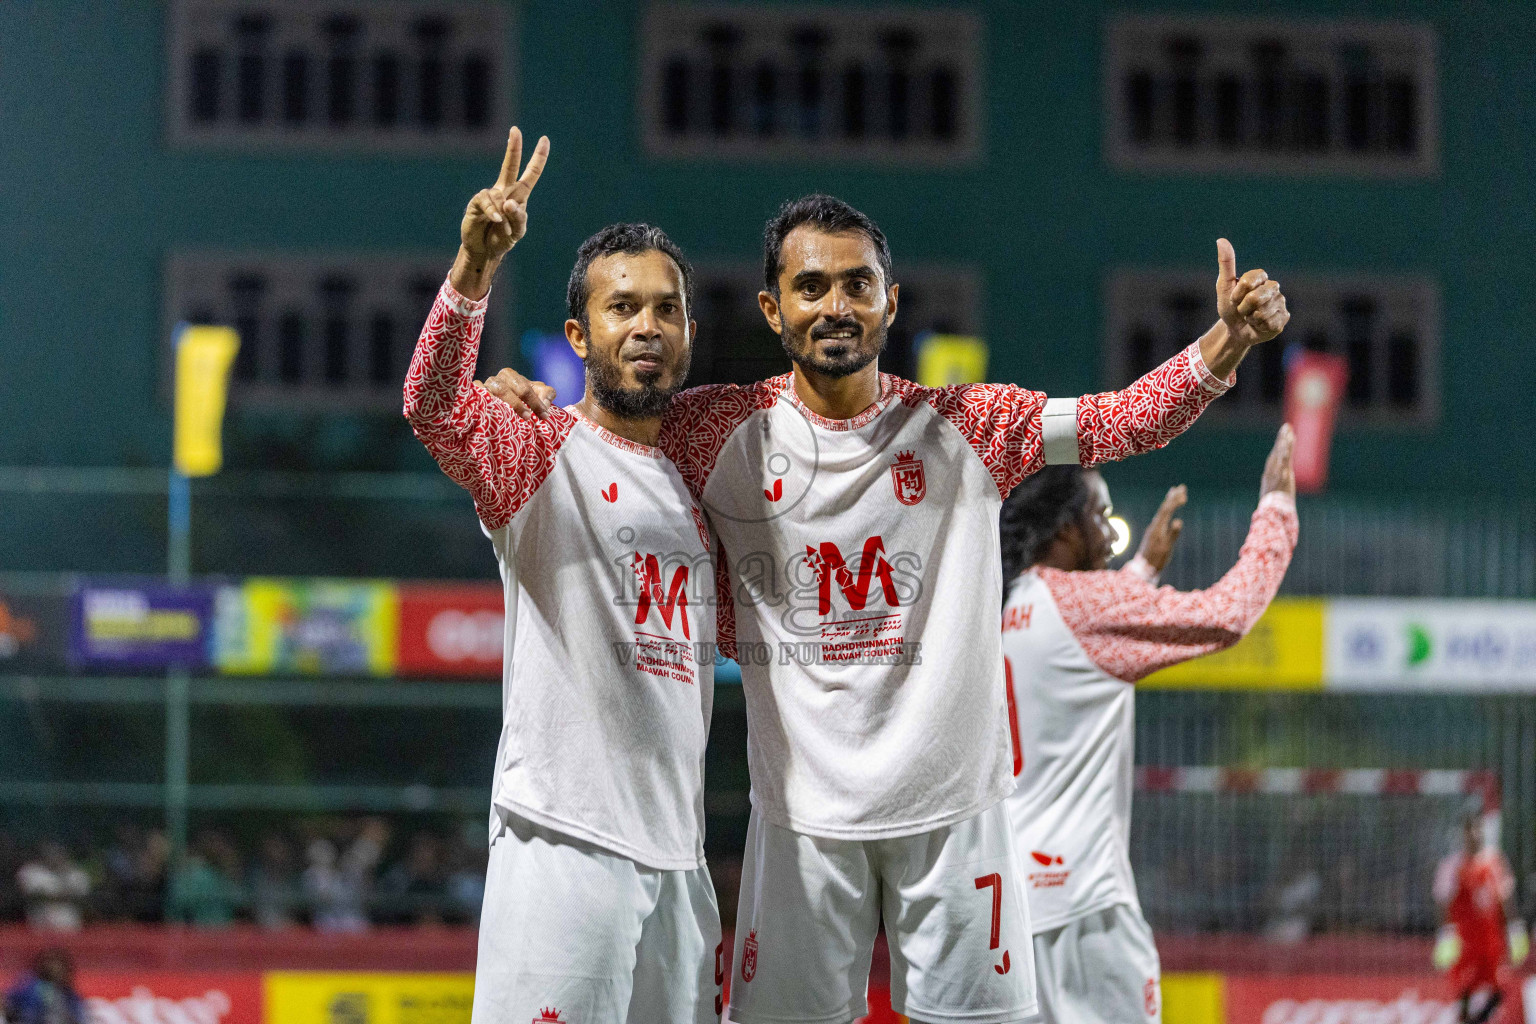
[1215,238,1289,348]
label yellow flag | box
[173,325,240,477]
[916,334,988,387]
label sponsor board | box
[1163,972,1225,1024]
[1285,350,1348,494]
[1224,974,1464,1024]
[263,971,474,1024]
[1143,599,1325,690]
[71,580,213,671]
[214,579,399,676]
[0,971,264,1024]
[1327,600,1536,691]
[397,584,503,678]
[0,589,69,673]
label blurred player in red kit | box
[1433,815,1530,1024]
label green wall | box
[2,0,1532,494]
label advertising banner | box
[71,580,213,671]
[1224,974,1466,1024]
[1284,350,1348,494]
[916,334,988,387]
[173,324,241,478]
[1144,599,1325,690]
[0,588,69,674]
[214,578,399,677]
[263,971,474,1024]
[397,583,503,678]
[76,971,261,1024]
[1327,600,1536,691]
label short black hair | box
[762,194,894,295]
[998,467,1091,597]
[567,222,694,329]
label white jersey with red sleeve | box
[405,279,716,871]
[1002,493,1298,931]
[657,342,1233,840]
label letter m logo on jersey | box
[806,536,901,616]
[632,553,691,639]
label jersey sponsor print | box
[657,341,1231,839]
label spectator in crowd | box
[16,843,90,931]
[303,819,386,932]
[166,831,244,927]
[97,825,169,923]
[378,831,445,925]
[248,833,300,929]
[0,830,23,923]
[2,947,86,1024]
[442,832,487,925]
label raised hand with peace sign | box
[450,126,550,301]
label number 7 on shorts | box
[974,873,1012,974]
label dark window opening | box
[282,52,309,124]
[191,48,222,122]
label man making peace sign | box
[405,128,725,1023]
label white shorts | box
[471,809,723,1024]
[1030,903,1161,1024]
[728,802,1036,1024]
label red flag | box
[1283,351,1348,493]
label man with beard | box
[487,192,1288,1024]
[997,427,1298,1024]
[405,127,723,1023]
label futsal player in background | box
[997,424,1299,1024]
[405,127,725,1023]
[1433,814,1530,1024]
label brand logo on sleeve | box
[742,930,759,982]
[600,482,618,503]
[890,450,926,505]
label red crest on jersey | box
[742,930,759,982]
[890,451,926,505]
[535,1009,564,1023]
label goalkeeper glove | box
[1433,926,1463,971]
[1511,920,1530,966]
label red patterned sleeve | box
[659,377,788,499]
[1039,493,1298,682]
[1074,341,1233,469]
[906,381,1049,497]
[912,340,1228,498]
[712,546,739,662]
[403,278,573,530]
